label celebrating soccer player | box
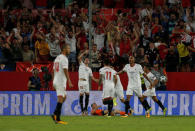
[51,44,73,124]
[117,56,153,117]
[141,64,167,116]
[78,50,99,116]
[98,59,117,117]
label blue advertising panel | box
[0,91,195,116]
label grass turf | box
[0,116,195,131]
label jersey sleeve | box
[138,64,144,74]
[113,70,117,75]
[80,61,84,66]
[151,73,157,81]
[62,57,68,69]
[99,68,104,75]
[89,68,93,77]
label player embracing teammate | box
[117,56,156,117]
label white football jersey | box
[99,66,116,87]
[78,61,93,82]
[123,63,144,87]
[144,72,156,89]
[53,54,68,87]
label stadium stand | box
[0,0,195,73]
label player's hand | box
[69,81,73,88]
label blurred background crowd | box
[0,0,195,72]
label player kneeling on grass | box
[78,50,99,116]
[141,64,167,116]
[51,44,73,125]
[98,59,117,117]
[91,103,127,116]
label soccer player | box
[78,50,99,115]
[91,103,126,116]
[141,64,167,116]
[51,44,73,124]
[114,74,134,116]
[98,59,117,117]
[117,56,153,117]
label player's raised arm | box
[64,68,73,88]
[78,50,89,64]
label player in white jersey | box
[98,59,117,116]
[114,75,133,116]
[114,75,124,101]
[141,64,167,116]
[117,56,153,117]
[51,44,73,125]
[78,50,99,115]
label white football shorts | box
[53,82,67,97]
[143,88,156,97]
[78,80,89,94]
[102,83,115,99]
[126,85,142,97]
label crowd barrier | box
[0,91,195,116]
[0,72,195,91]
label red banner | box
[16,62,53,72]
[0,72,195,91]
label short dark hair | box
[143,63,152,70]
[104,59,110,66]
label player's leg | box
[78,81,85,115]
[108,98,113,116]
[113,109,126,116]
[53,96,64,121]
[84,84,90,114]
[103,86,114,116]
[102,98,113,116]
[124,86,133,115]
[84,92,89,114]
[79,93,84,115]
[152,96,167,115]
[52,88,67,124]
[136,88,151,112]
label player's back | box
[53,54,68,86]
[99,66,116,87]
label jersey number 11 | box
[106,71,111,80]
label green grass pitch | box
[0,116,195,131]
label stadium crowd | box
[0,0,195,72]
